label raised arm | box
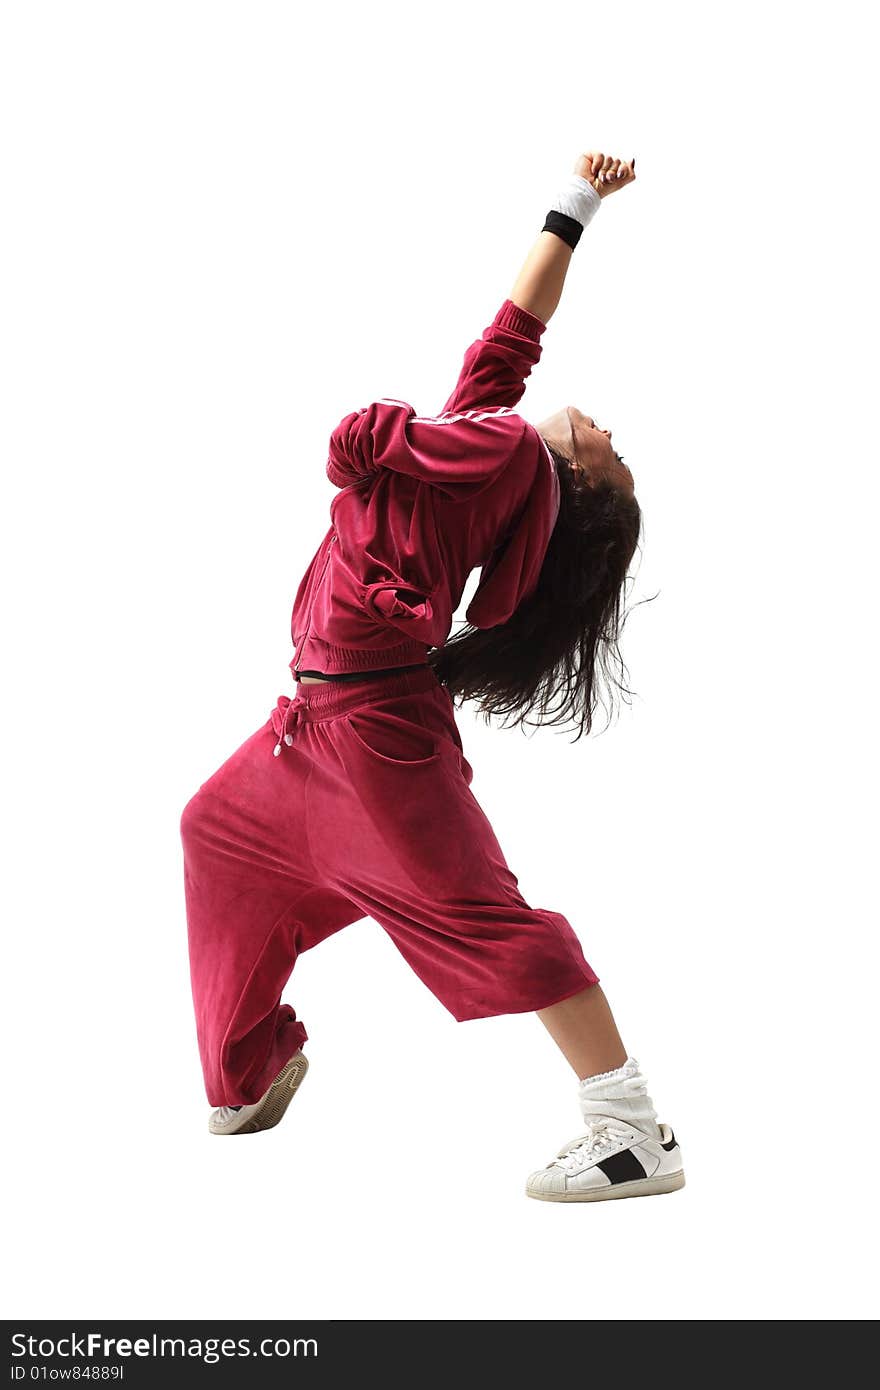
[507,231,574,329]
[437,298,547,418]
[442,150,637,415]
[326,151,637,493]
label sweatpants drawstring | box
[271,696,304,757]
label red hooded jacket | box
[288,297,560,676]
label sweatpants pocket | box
[345,707,442,767]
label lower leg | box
[537,983,661,1142]
[536,984,627,1080]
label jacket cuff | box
[495,298,547,341]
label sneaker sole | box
[209,1051,309,1136]
[526,1170,686,1202]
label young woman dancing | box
[180,147,685,1203]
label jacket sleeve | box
[326,397,532,501]
[439,297,547,415]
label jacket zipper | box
[297,531,336,664]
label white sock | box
[578,1056,661,1140]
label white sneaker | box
[208,1050,309,1136]
[526,1117,685,1202]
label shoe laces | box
[553,1118,633,1172]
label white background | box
[2,0,877,1322]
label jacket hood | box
[465,433,561,629]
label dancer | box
[180,148,684,1203]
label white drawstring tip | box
[284,733,294,745]
[273,742,282,757]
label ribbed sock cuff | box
[578,1057,661,1140]
[579,1056,639,1088]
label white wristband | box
[551,173,602,228]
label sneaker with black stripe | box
[526,1117,685,1202]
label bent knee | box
[180,785,211,846]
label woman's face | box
[537,405,634,496]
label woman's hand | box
[574,151,636,198]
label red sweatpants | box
[180,665,598,1106]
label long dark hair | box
[427,445,644,742]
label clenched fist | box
[574,151,636,198]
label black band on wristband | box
[542,210,583,250]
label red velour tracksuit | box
[180,299,599,1107]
